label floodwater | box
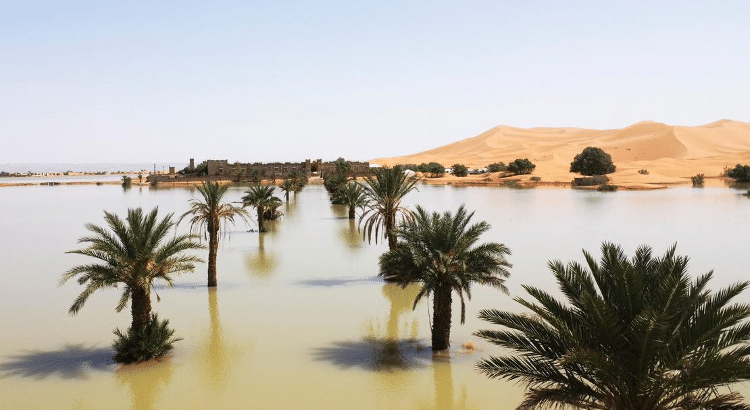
[1,182,750,409]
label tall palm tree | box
[360,165,420,250]
[242,184,282,233]
[179,181,249,287]
[62,207,203,332]
[475,242,750,410]
[337,181,367,219]
[379,205,511,351]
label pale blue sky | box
[2,1,749,164]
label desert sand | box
[371,120,750,189]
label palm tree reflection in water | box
[115,359,174,410]
[245,234,277,278]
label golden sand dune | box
[371,120,750,188]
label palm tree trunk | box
[257,207,265,232]
[208,225,219,287]
[432,285,452,351]
[386,213,397,250]
[348,206,355,219]
[131,286,152,332]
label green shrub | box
[451,164,468,177]
[570,147,616,176]
[572,175,610,187]
[691,173,705,187]
[726,164,750,182]
[418,162,445,178]
[507,158,536,175]
[487,162,507,173]
[121,176,132,188]
[597,184,618,192]
[112,313,182,364]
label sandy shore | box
[371,120,750,190]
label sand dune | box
[371,120,750,188]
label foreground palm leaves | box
[380,205,511,351]
[113,313,182,364]
[476,242,750,410]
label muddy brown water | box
[2,183,750,408]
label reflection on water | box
[330,204,348,219]
[339,218,363,249]
[381,283,422,340]
[5,184,750,409]
[115,359,174,410]
[0,344,114,380]
[244,234,277,277]
[196,287,247,393]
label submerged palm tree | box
[279,179,294,202]
[360,165,420,250]
[337,181,367,219]
[242,184,282,233]
[288,170,308,196]
[179,181,249,287]
[475,242,750,410]
[379,205,511,351]
[62,207,203,332]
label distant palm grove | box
[62,164,750,408]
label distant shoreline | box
[1,173,740,191]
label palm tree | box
[475,242,750,410]
[360,165,420,250]
[379,205,511,351]
[337,181,367,219]
[288,170,307,196]
[242,184,282,233]
[62,207,203,332]
[279,179,294,202]
[179,181,249,287]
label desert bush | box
[418,162,445,178]
[451,164,468,177]
[570,147,616,176]
[113,314,182,364]
[572,175,610,187]
[487,162,507,173]
[530,176,541,182]
[507,158,536,175]
[121,176,132,188]
[727,164,750,182]
[597,184,618,192]
[691,173,705,187]
[639,169,649,175]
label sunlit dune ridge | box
[372,120,750,186]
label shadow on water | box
[294,275,381,288]
[0,344,115,379]
[115,358,174,410]
[311,337,431,372]
[152,282,244,291]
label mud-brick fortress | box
[206,158,370,180]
